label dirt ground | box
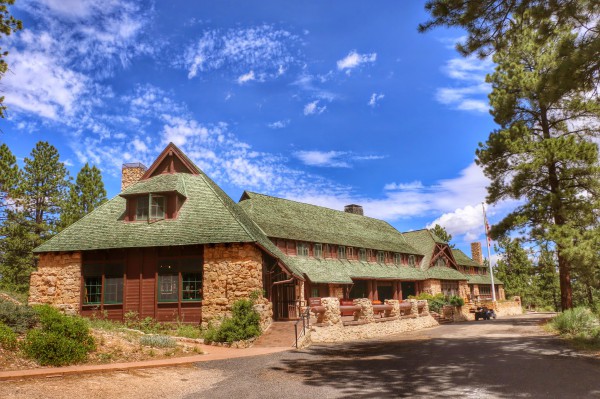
[0,365,224,399]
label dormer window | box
[377,251,385,264]
[394,253,401,265]
[297,242,309,257]
[338,246,346,259]
[151,196,165,219]
[136,196,149,220]
[408,255,416,267]
[358,248,367,261]
[435,257,447,267]
[314,243,322,258]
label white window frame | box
[408,255,416,267]
[394,253,401,265]
[358,248,367,261]
[377,251,385,264]
[296,242,309,257]
[150,195,165,219]
[314,243,322,258]
[337,246,346,259]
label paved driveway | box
[3,313,600,398]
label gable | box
[142,143,199,179]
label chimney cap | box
[344,204,364,216]
[122,162,147,170]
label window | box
[337,246,346,259]
[136,196,149,220]
[151,196,165,219]
[367,249,374,261]
[314,243,322,258]
[394,253,401,265]
[158,259,202,303]
[441,280,459,296]
[311,287,319,298]
[377,251,385,264]
[435,257,447,267]
[83,264,124,305]
[296,242,309,257]
[347,247,354,259]
[324,244,331,258]
[358,248,367,261]
[408,255,416,267]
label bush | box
[204,299,261,343]
[0,322,18,350]
[449,296,465,307]
[139,334,177,348]
[23,329,88,366]
[22,305,95,366]
[0,299,38,333]
[550,307,599,337]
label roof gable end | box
[142,142,200,179]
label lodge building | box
[29,143,503,326]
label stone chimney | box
[471,242,483,265]
[344,204,364,216]
[121,162,147,191]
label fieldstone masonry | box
[202,243,271,328]
[29,252,82,315]
[121,163,147,191]
[353,298,374,322]
[384,299,400,317]
[318,297,341,325]
[422,279,442,295]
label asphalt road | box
[189,313,600,398]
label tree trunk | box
[557,251,572,310]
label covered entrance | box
[401,281,416,299]
[272,281,300,320]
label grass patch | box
[139,335,177,348]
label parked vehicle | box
[474,306,496,321]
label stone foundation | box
[29,252,82,315]
[310,314,438,343]
[202,243,271,328]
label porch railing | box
[294,306,311,348]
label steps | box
[252,321,298,348]
[430,311,453,324]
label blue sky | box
[1,0,513,259]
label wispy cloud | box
[337,50,377,74]
[237,70,255,84]
[267,119,290,129]
[368,93,385,107]
[181,25,302,81]
[303,100,326,116]
[294,150,384,168]
[435,56,494,113]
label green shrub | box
[0,322,18,350]
[550,307,598,337]
[23,329,88,366]
[139,334,177,348]
[34,305,95,351]
[0,299,38,333]
[204,299,261,343]
[173,324,202,339]
[449,296,465,307]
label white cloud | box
[368,93,385,107]
[268,119,290,129]
[237,71,255,84]
[303,100,326,115]
[436,56,494,113]
[337,50,377,73]
[294,151,350,168]
[384,181,424,191]
[182,25,301,81]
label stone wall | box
[458,281,470,299]
[311,315,438,343]
[422,279,441,295]
[495,300,523,317]
[202,243,271,328]
[29,252,82,315]
[329,284,344,298]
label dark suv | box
[474,306,496,321]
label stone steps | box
[252,321,298,348]
[430,311,452,324]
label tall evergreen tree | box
[0,143,19,218]
[476,15,600,310]
[60,163,107,229]
[0,0,22,118]
[429,224,455,247]
[534,244,561,311]
[0,210,35,292]
[18,141,70,242]
[494,237,536,308]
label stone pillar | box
[253,298,273,332]
[458,281,469,300]
[202,243,265,327]
[420,300,429,315]
[353,298,374,322]
[29,252,82,315]
[407,299,419,316]
[367,280,373,300]
[384,299,400,317]
[499,285,506,300]
[373,280,379,301]
[422,279,442,296]
[319,297,341,325]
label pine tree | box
[0,210,35,292]
[534,244,561,311]
[494,237,536,308]
[0,143,19,219]
[19,141,70,242]
[60,163,107,229]
[0,0,22,118]
[429,224,454,247]
[476,14,600,310]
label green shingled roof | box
[280,256,427,284]
[402,229,447,269]
[426,266,467,280]
[452,248,486,268]
[119,173,187,197]
[238,192,422,255]
[467,274,503,285]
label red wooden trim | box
[141,143,200,180]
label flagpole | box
[482,202,497,302]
